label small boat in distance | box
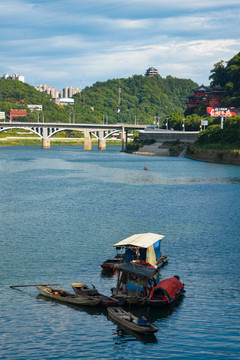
[72,283,119,307]
[37,285,101,306]
[107,307,158,334]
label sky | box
[0,0,240,91]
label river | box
[0,145,240,359]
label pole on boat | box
[10,284,61,288]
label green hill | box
[0,79,68,122]
[73,74,198,124]
[209,51,240,107]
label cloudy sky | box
[0,0,240,91]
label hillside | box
[0,79,68,122]
[209,51,240,107]
[73,74,198,124]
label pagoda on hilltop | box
[187,84,225,110]
[145,67,158,77]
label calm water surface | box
[0,145,240,359]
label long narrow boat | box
[37,285,101,306]
[107,307,158,334]
[72,283,119,307]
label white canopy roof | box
[113,233,165,249]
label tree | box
[209,60,227,87]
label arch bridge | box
[0,122,146,150]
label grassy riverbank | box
[0,137,122,146]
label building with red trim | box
[9,109,27,122]
[145,67,158,77]
[187,84,225,110]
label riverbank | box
[187,147,240,165]
[0,137,122,146]
[132,141,240,165]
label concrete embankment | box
[133,142,170,156]
[186,148,240,165]
[132,142,240,165]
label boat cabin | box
[112,233,167,269]
[111,262,157,305]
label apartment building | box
[1,73,25,82]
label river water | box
[0,145,240,359]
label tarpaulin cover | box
[149,277,184,303]
[114,262,156,279]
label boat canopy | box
[149,276,184,302]
[112,233,165,267]
[114,262,157,279]
[113,233,165,249]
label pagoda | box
[145,67,158,77]
[187,84,224,110]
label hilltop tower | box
[145,67,158,77]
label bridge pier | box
[42,138,51,149]
[84,131,92,151]
[121,127,126,152]
[98,131,106,150]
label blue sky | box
[0,0,240,91]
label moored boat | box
[111,262,158,306]
[72,283,119,307]
[37,285,101,306]
[100,254,125,270]
[112,233,168,270]
[147,275,185,307]
[107,307,158,334]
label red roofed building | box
[10,109,27,122]
[187,85,225,110]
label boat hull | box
[107,307,158,334]
[37,286,101,306]
[72,284,119,307]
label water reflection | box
[112,327,158,344]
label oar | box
[10,284,61,288]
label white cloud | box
[0,0,239,88]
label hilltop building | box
[187,84,225,110]
[1,73,25,82]
[145,67,158,77]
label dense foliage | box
[196,116,240,149]
[73,74,198,124]
[209,52,240,107]
[0,79,68,122]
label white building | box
[1,73,25,82]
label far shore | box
[133,142,240,166]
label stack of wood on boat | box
[107,307,158,334]
[72,283,119,307]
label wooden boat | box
[37,285,101,306]
[111,262,158,306]
[100,254,125,271]
[107,307,158,334]
[72,283,119,307]
[147,275,185,307]
[112,233,168,270]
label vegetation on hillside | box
[195,116,240,150]
[73,74,198,124]
[0,79,68,122]
[209,51,240,107]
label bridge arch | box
[0,126,42,138]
